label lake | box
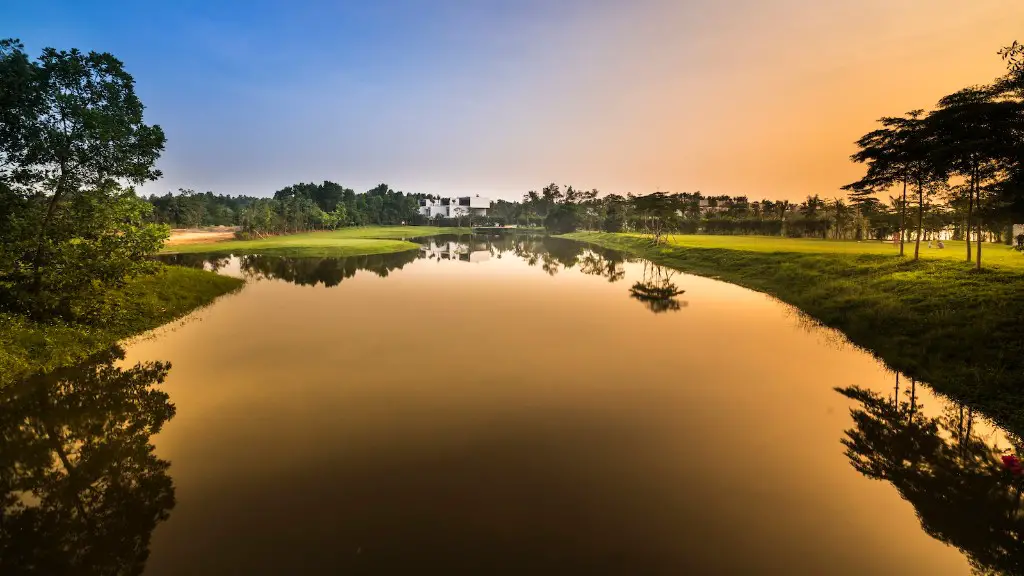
[3,234,1021,575]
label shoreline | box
[0,266,244,388]
[562,231,1024,435]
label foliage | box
[0,38,168,320]
[145,181,429,232]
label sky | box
[3,0,1023,202]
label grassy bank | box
[162,226,471,257]
[621,234,1024,269]
[0,265,243,387]
[564,232,1024,433]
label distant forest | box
[144,182,433,235]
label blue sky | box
[4,0,608,197]
[4,1,1023,200]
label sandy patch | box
[166,229,237,246]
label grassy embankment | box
[162,226,471,257]
[2,226,469,385]
[564,232,1024,433]
[0,266,243,387]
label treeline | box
[843,41,1024,268]
[146,182,430,235]
[497,185,904,241]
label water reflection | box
[836,383,1024,575]
[159,253,231,272]
[158,235,671,312]
[629,262,687,314]
[239,251,419,287]
[0,347,176,575]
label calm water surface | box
[3,235,1022,575]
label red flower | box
[1002,454,1023,475]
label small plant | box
[1015,233,1024,252]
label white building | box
[418,195,491,219]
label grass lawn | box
[0,266,243,387]
[564,232,1024,434]
[651,234,1024,270]
[162,226,471,257]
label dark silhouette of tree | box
[836,385,1024,575]
[929,86,1024,269]
[578,249,627,283]
[157,253,231,272]
[844,114,920,256]
[0,347,176,575]
[629,263,686,314]
[238,251,419,287]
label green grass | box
[563,232,1024,434]
[162,226,471,257]
[619,233,1024,270]
[0,266,243,387]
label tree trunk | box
[965,168,974,261]
[894,373,900,407]
[899,178,907,256]
[976,182,983,271]
[913,179,923,261]
[30,167,70,298]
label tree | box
[844,114,918,256]
[929,86,1023,269]
[799,194,825,218]
[0,39,167,319]
[828,198,849,239]
[630,192,681,244]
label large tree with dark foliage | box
[0,39,167,319]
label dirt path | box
[166,229,237,246]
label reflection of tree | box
[0,347,176,575]
[157,253,230,271]
[240,251,418,287]
[836,384,1024,575]
[498,235,629,282]
[629,262,686,314]
[579,250,626,283]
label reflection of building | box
[418,196,491,218]
[418,239,491,263]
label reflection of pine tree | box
[629,262,686,314]
[836,384,1024,575]
[0,347,176,575]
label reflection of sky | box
[124,247,1012,574]
[7,1,1023,201]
